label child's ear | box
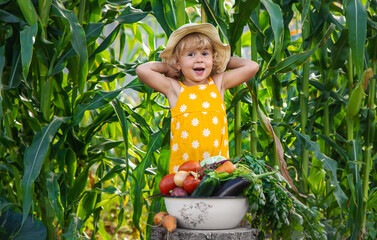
[174,63,181,71]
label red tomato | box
[159,174,176,195]
[183,176,201,194]
[178,160,201,172]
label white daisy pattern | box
[191,118,199,126]
[189,93,197,100]
[192,140,199,149]
[181,131,188,139]
[202,129,210,137]
[180,104,187,112]
[172,143,178,152]
[202,152,211,159]
[202,102,210,109]
[168,78,230,173]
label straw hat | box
[159,23,231,73]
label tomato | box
[183,176,201,194]
[159,174,176,195]
[178,160,201,172]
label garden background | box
[0,0,376,239]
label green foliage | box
[0,208,47,240]
[236,153,326,239]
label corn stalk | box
[300,0,311,191]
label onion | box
[173,171,190,187]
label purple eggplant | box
[212,177,251,197]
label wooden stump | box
[151,226,258,240]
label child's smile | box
[177,47,213,85]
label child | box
[136,23,259,173]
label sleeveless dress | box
[169,77,230,173]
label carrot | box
[162,215,177,232]
[153,211,168,225]
[215,161,235,174]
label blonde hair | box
[165,33,221,76]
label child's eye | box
[188,53,195,57]
[202,52,210,56]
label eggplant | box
[212,177,251,197]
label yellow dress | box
[169,77,230,173]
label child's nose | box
[195,55,203,62]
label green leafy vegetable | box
[233,152,326,240]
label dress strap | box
[178,81,185,87]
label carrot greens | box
[233,152,326,240]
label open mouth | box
[194,67,205,74]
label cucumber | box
[191,174,218,197]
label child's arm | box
[135,61,181,97]
[219,57,259,91]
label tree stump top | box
[151,226,258,240]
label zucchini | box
[212,177,251,197]
[191,174,218,197]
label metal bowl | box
[164,196,249,230]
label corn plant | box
[0,0,151,239]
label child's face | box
[176,45,213,84]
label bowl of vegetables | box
[159,157,258,230]
[164,195,249,229]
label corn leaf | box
[4,46,22,89]
[85,22,106,46]
[71,87,125,127]
[0,9,23,23]
[52,1,88,93]
[115,5,149,24]
[131,131,162,237]
[111,99,130,188]
[260,0,284,66]
[150,0,172,36]
[21,117,69,223]
[200,0,229,44]
[293,129,348,207]
[16,0,37,26]
[89,25,121,65]
[19,23,37,79]
[67,160,96,203]
[46,172,64,227]
[77,191,97,222]
[345,0,367,78]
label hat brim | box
[159,23,231,73]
